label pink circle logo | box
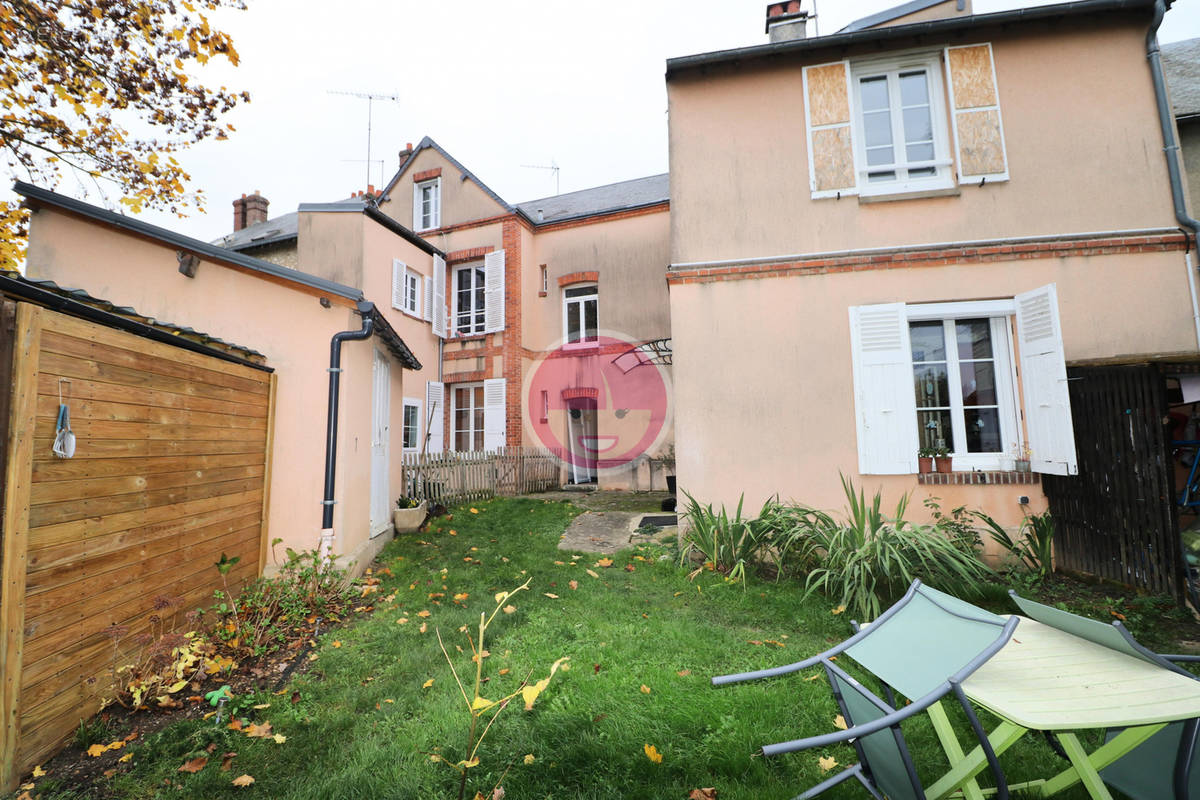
[525,333,671,480]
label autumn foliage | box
[0,0,249,269]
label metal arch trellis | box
[612,338,672,373]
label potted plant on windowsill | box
[1015,444,1032,473]
[393,496,428,533]
[918,447,936,474]
[934,445,954,474]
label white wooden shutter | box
[391,259,405,311]
[803,60,857,199]
[483,378,506,451]
[1015,284,1077,476]
[483,249,505,333]
[423,273,433,322]
[432,255,447,338]
[848,303,920,474]
[425,380,444,454]
[412,182,422,229]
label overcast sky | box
[13,0,1200,243]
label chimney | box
[765,1,808,42]
[232,193,247,232]
[244,191,269,227]
[398,142,413,165]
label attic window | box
[414,178,441,231]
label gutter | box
[319,302,375,559]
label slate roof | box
[514,174,670,225]
[840,0,958,33]
[1163,38,1200,119]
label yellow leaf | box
[87,744,106,757]
[419,622,428,633]
[805,674,821,682]
[643,743,663,763]
[640,685,651,694]
[523,753,535,765]
[331,641,342,648]
[417,610,431,618]
[105,740,125,751]
[544,593,559,599]
[586,569,600,579]
[470,508,479,514]
[521,679,549,710]
[831,605,847,615]
[252,703,270,710]
[495,591,508,603]
[502,605,516,614]
[31,765,46,778]
[397,617,409,625]
[453,593,469,602]
[596,558,613,568]
[232,774,255,787]
[272,734,287,744]
[118,753,133,763]
[818,755,838,772]
[569,580,578,590]
[499,668,510,675]
[422,679,434,689]
[471,696,495,711]
[833,715,847,730]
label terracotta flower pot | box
[393,500,428,533]
[918,456,934,474]
[935,455,954,474]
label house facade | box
[665,0,1197,535]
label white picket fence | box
[401,446,563,505]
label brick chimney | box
[244,191,269,227]
[398,142,413,166]
[232,194,246,231]
[766,1,808,42]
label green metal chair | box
[713,580,1019,800]
[1009,591,1200,800]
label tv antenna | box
[340,159,386,190]
[328,90,400,189]
[521,159,560,195]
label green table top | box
[963,616,1200,730]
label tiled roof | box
[514,174,669,225]
[1164,38,1200,119]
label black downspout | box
[321,302,375,540]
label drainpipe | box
[1146,1,1200,347]
[1147,0,1200,608]
[320,301,375,560]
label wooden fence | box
[402,446,563,506]
[1,302,274,789]
[1043,365,1184,600]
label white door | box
[370,350,391,536]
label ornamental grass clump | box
[677,493,790,585]
[790,475,992,620]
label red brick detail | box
[558,271,599,287]
[501,218,525,447]
[446,246,494,264]
[422,212,529,238]
[445,370,489,385]
[413,168,442,182]
[444,345,498,361]
[538,291,548,298]
[534,201,669,233]
[918,471,1041,486]
[666,233,1191,286]
[562,387,599,400]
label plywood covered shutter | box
[432,255,447,338]
[425,380,444,454]
[945,44,1009,183]
[391,259,406,311]
[483,378,506,451]
[484,249,505,333]
[803,61,857,198]
[1015,284,1076,475]
[849,303,919,474]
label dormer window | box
[414,178,440,231]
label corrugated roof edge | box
[379,135,514,214]
[362,303,422,370]
[666,0,1157,78]
[14,181,364,301]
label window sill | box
[858,185,960,204]
[918,470,1039,486]
[452,332,489,343]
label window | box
[402,268,420,316]
[401,398,421,451]
[563,284,598,346]
[851,53,952,194]
[414,178,440,231]
[849,287,1077,476]
[454,264,486,336]
[452,384,485,451]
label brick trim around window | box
[918,471,1040,486]
[413,168,442,182]
[558,271,599,287]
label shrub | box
[788,475,993,620]
[677,493,789,585]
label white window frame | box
[400,267,421,317]
[414,177,441,231]
[905,304,1021,471]
[850,50,954,197]
[562,283,598,349]
[401,397,421,452]
[453,263,486,337]
[451,382,485,452]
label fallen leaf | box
[805,674,821,681]
[748,640,763,646]
[232,774,255,787]
[554,560,565,566]
[818,755,838,772]
[417,610,431,618]
[596,558,613,568]
[419,622,428,633]
[544,593,559,599]
[640,684,651,694]
[470,508,479,514]
[252,703,270,710]
[594,663,601,673]
[423,679,435,689]
[453,593,469,602]
[244,722,273,738]
[103,769,117,778]
[569,580,578,590]
[834,715,847,730]
[178,756,208,773]
[272,734,287,744]
[688,789,718,800]
[228,719,244,731]
[831,605,847,615]
[625,564,635,572]
[221,752,237,771]
[643,743,663,763]
[31,766,46,778]
[523,753,535,765]
[119,753,133,763]
[502,605,516,614]
[493,787,506,800]
[86,744,106,758]
[677,669,691,677]
[449,529,457,535]
[331,641,342,648]
[397,617,409,625]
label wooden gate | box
[1042,364,1183,599]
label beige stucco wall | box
[378,146,508,232]
[23,208,425,575]
[667,22,1177,265]
[297,211,366,289]
[669,248,1197,534]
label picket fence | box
[401,446,563,505]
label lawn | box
[26,496,1153,799]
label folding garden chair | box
[1008,591,1200,800]
[712,580,1019,800]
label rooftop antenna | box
[521,159,560,195]
[810,0,820,36]
[328,90,400,189]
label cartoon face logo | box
[525,333,671,476]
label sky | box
[12,0,1200,244]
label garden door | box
[370,349,391,536]
[567,399,597,483]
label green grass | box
[34,497,1098,800]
